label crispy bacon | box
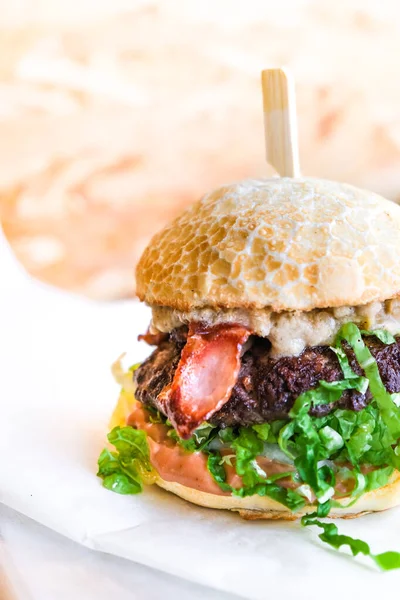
[138,331,168,346]
[158,323,251,438]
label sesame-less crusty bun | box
[136,177,400,312]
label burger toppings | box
[157,323,250,438]
[98,322,400,570]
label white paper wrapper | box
[1,228,400,599]
[0,503,235,600]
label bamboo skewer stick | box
[261,68,300,178]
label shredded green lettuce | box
[252,423,273,441]
[206,452,232,492]
[295,323,400,570]
[302,502,400,571]
[360,329,397,345]
[168,422,217,452]
[337,323,400,437]
[97,426,152,494]
[206,446,304,510]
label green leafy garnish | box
[218,427,236,444]
[146,405,164,424]
[207,452,232,492]
[231,428,264,488]
[234,480,306,512]
[206,443,305,511]
[230,429,303,507]
[319,425,344,453]
[365,465,394,491]
[338,323,400,439]
[360,329,397,345]
[329,345,358,379]
[302,502,400,571]
[168,422,217,452]
[97,426,152,494]
[252,423,273,441]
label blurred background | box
[1,0,400,299]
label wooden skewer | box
[261,68,300,178]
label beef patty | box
[134,327,400,428]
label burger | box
[98,177,400,568]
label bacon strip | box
[158,323,251,438]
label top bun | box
[136,177,400,312]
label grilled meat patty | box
[134,327,400,428]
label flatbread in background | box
[1,1,400,298]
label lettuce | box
[365,465,394,492]
[360,329,397,345]
[294,323,400,569]
[206,445,304,511]
[231,429,264,487]
[337,323,400,438]
[206,453,232,492]
[252,423,273,441]
[168,422,217,452]
[302,501,400,571]
[234,481,306,512]
[97,426,152,494]
[226,428,305,510]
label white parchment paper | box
[1,229,400,599]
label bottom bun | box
[155,471,400,521]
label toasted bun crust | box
[156,471,400,520]
[136,177,400,312]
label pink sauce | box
[128,404,226,494]
[127,404,294,495]
[128,404,381,499]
